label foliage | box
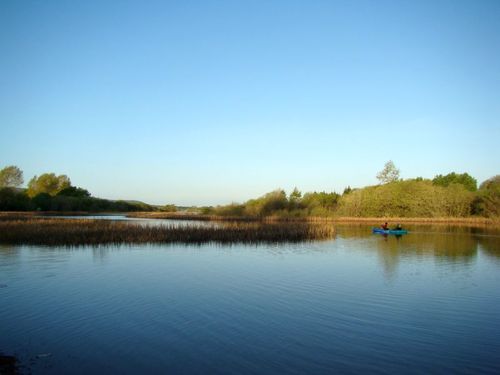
[432,172,477,192]
[0,167,156,212]
[0,166,24,188]
[289,188,302,210]
[161,204,177,212]
[57,186,91,198]
[376,161,400,184]
[336,179,474,217]
[301,191,340,216]
[240,190,288,217]
[0,188,32,211]
[210,189,340,218]
[27,173,71,197]
[0,164,497,218]
[343,186,352,195]
[479,175,500,190]
[32,193,53,211]
[472,175,500,217]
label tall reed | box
[0,218,336,246]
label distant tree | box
[432,172,477,192]
[289,187,302,201]
[200,206,214,215]
[32,192,53,211]
[301,191,340,216]
[0,165,24,188]
[0,187,32,210]
[343,186,352,195]
[162,204,177,212]
[472,175,500,217]
[376,161,400,184]
[479,175,500,190]
[57,186,91,198]
[289,187,302,209]
[27,173,71,197]
[260,190,288,215]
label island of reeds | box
[0,216,335,246]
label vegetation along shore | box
[1,163,499,221]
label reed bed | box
[126,212,499,226]
[0,218,336,246]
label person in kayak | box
[381,222,389,230]
[393,223,403,230]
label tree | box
[289,187,302,207]
[0,187,32,210]
[479,175,500,190]
[57,186,91,198]
[161,204,177,212]
[0,165,24,188]
[32,193,53,211]
[27,173,71,197]
[343,186,352,195]
[376,161,400,184]
[432,172,477,192]
[472,175,500,217]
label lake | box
[1,223,500,374]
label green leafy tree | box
[479,175,500,190]
[162,204,177,212]
[0,165,24,188]
[289,187,302,209]
[432,172,477,192]
[376,161,400,184]
[27,173,71,197]
[337,179,473,217]
[0,187,32,210]
[57,186,91,198]
[343,186,352,195]
[302,191,340,216]
[32,193,53,211]
[472,175,500,217]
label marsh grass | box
[125,212,498,226]
[0,218,336,246]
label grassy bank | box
[0,217,336,246]
[125,212,499,226]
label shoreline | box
[1,211,497,226]
[125,212,499,225]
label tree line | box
[1,163,498,217]
[0,166,154,212]
[201,162,499,218]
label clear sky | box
[1,0,499,206]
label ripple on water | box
[0,228,500,374]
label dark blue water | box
[1,225,500,374]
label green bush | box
[0,188,32,211]
[432,172,477,192]
[472,176,500,217]
[337,180,474,217]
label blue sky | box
[1,0,499,205]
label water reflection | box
[334,224,500,279]
[337,224,499,260]
[1,225,500,374]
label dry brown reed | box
[126,212,499,226]
[0,218,336,246]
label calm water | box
[1,224,500,374]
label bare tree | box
[376,161,400,184]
